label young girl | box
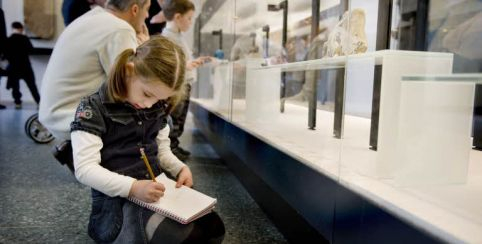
[70,36,224,243]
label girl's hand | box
[176,166,193,188]
[129,180,165,203]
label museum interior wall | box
[0,0,63,104]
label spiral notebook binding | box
[129,197,187,224]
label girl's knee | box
[184,212,225,243]
[199,212,225,242]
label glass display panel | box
[227,0,344,179]
[191,0,236,119]
[337,0,482,242]
[425,0,482,73]
[341,73,482,243]
[283,1,346,119]
[191,0,481,242]
[390,0,482,73]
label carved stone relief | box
[23,0,55,39]
[323,8,368,57]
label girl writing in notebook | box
[70,36,225,243]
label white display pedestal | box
[375,52,453,178]
[393,75,482,185]
[196,65,213,99]
[192,71,482,244]
[226,51,456,180]
[212,63,232,114]
[245,58,280,122]
[344,57,375,118]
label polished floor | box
[0,102,288,243]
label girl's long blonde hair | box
[106,36,186,112]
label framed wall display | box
[23,0,55,39]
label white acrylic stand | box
[212,62,232,114]
[245,58,280,122]
[393,75,481,185]
[375,52,453,178]
[196,65,214,99]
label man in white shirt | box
[39,0,151,171]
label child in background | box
[4,21,40,109]
[0,8,7,110]
[71,36,224,243]
[161,0,210,160]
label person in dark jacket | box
[146,0,166,35]
[61,0,106,26]
[4,22,40,109]
[0,8,7,109]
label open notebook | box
[128,174,217,224]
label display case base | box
[191,101,444,244]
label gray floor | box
[0,102,288,244]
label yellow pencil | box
[140,148,157,182]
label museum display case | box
[192,0,236,119]
[191,0,482,243]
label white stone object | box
[323,8,368,57]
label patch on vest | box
[76,105,93,120]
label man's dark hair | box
[162,0,195,21]
[12,21,23,29]
[107,0,148,11]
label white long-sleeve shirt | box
[161,22,195,83]
[71,125,186,197]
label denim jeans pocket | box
[88,194,124,243]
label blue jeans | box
[88,190,124,243]
[88,189,225,243]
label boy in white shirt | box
[161,0,210,160]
